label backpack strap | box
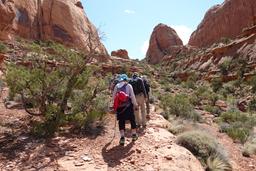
[117,83,128,94]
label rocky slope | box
[146,23,183,64]
[162,25,256,81]
[189,0,256,47]
[0,0,107,55]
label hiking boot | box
[132,134,138,141]
[119,137,125,146]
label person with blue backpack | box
[112,74,138,146]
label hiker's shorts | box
[117,103,136,130]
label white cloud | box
[124,9,135,14]
[140,40,149,56]
[171,25,193,45]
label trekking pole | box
[108,103,117,144]
[110,118,117,143]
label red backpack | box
[113,84,130,112]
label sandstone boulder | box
[146,23,183,64]
[111,49,129,59]
[189,0,256,47]
[0,0,16,40]
[0,0,108,56]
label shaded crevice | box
[37,0,43,39]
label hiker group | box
[111,73,150,145]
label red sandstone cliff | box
[189,0,256,47]
[0,0,107,55]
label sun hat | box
[119,74,129,81]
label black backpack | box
[143,78,150,95]
[129,77,144,95]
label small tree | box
[219,59,231,76]
[211,77,223,92]
[5,33,108,136]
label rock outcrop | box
[189,0,256,47]
[162,24,256,82]
[146,24,183,64]
[0,0,107,56]
[0,0,16,40]
[111,49,129,59]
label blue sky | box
[82,0,224,59]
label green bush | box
[219,59,231,76]
[242,137,256,157]
[160,94,200,121]
[211,78,223,93]
[204,105,221,116]
[176,131,231,169]
[249,98,256,112]
[220,110,248,123]
[226,126,250,143]
[219,110,256,143]
[0,42,7,53]
[6,41,108,137]
[169,124,186,135]
[183,73,198,89]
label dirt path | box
[199,123,256,171]
[0,87,203,171]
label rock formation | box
[146,23,183,64]
[189,0,256,47]
[0,0,107,55]
[0,0,16,40]
[111,49,129,59]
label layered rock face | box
[0,0,16,40]
[189,0,256,47]
[0,0,107,55]
[146,24,183,64]
[111,49,129,59]
[162,25,256,82]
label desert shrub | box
[219,110,256,143]
[0,42,7,53]
[183,73,198,90]
[225,126,250,143]
[190,86,209,105]
[219,59,232,76]
[176,130,231,169]
[6,40,107,137]
[163,85,171,92]
[173,78,182,85]
[242,137,256,157]
[169,124,186,135]
[250,75,256,93]
[204,105,221,116]
[206,155,232,171]
[220,37,231,44]
[248,97,256,112]
[211,78,223,92]
[192,86,219,106]
[220,110,248,123]
[160,94,200,121]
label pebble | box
[136,148,142,153]
[81,155,92,162]
[130,160,135,165]
[74,161,84,166]
[165,155,173,160]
